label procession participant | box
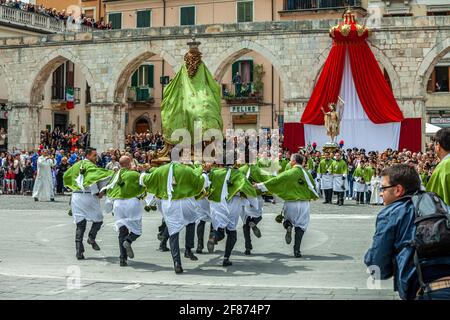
[353,160,371,205]
[140,162,210,274]
[238,162,269,255]
[194,162,214,254]
[331,151,348,206]
[317,152,334,204]
[207,163,257,266]
[63,148,113,260]
[32,149,56,202]
[426,128,450,205]
[103,156,146,267]
[255,153,318,258]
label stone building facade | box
[0,16,449,152]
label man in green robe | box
[63,148,114,260]
[207,165,257,266]
[317,152,334,204]
[255,154,318,258]
[427,128,450,205]
[353,160,374,205]
[103,156,147,267]
[141,162,210,274]
[238,163,270,255]
[331,151,348,206]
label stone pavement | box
[0,195,398,300]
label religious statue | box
[321,96,344,143]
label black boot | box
[169,233,183,274]
[184,222,197,259]
[294,227,305,258]
[196,220,206,254]
[123,232,140,259]
[88,221,103,251]
[159,238,170,252]
[120,258,128,267]
[75,219,86,260]
[118,226,128,262]
[223,229,237,266]
[243,223,252,255]
[283,220,293,244]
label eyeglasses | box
[380,185,397,191]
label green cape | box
[263,166,318,201]
[426,157,450,206]
[142,163,205,200]
[331,159,348,175]
[208,167,257,202]
[63,160,113,191]
[161,62,223,144]
[106,169,146,200]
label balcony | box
[127,86,154,104]
[282,0,362,11]
[0,5,92,34]
[222,82,263,105]
[51,86,80,104]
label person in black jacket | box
[56,157,70,195]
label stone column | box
[6,103,41,152]
[89,103,126,152]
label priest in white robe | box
[32,149,55,202]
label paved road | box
[0,195,397,300]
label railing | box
[222,82,264,100]
[283,0,361,11]
[52,86,80,103]
[127,86,154,103]
[0,5,92,33]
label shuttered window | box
[131,65,154,88]
[137,10,151,28]
[237,1,253,23]
[108,12,122,29]
[180,6,195,26]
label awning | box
[426,122,442,135]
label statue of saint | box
[321,96,344,143]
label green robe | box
[161,62,223,144]
[317,159,333,175]
[331,159,348,175]
[238,164,271,196]
[419,172,429,186]
[208,167,257,203]
[279,158,289,173]
[142,163,206,200]
[262,165,318,201]
[353,166,374,183]
[426,156,450,206]
[63,159,113,191]
[106,169,146,200]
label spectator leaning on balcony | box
[232,72,242,97]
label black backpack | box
[410,191,450,292]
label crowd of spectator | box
[0,0,112,30]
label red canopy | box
[301,11,404,125]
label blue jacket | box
[364,197,450,300]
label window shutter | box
[131,70,138,87]
[246,2,253,22]
[249,60,254,82]
[148,65,154,88]
[109,13,122,29]
[181,7,195,25]
[237,2,245,22]
[137,10,150,28]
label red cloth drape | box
[348,44,404,123]
[300,44,346,125]
[283,123,305,153]
[399,118,422,152]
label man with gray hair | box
[255,153,318,258]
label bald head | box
[119,156,132,169]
